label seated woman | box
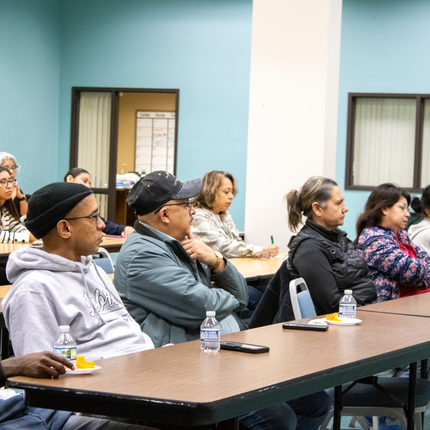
[64,168,134,238]
[0,152,27,216]
[409,185,430,254]
[0,166,31,284]
[191,170,279,258]
[191,170,279,310]
[356,183,430,302]
[286,176,376,315]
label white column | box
[244,0,342,251]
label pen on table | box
[271,235,274,245]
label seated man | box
[0,351,151,429]
[3,182,154,360]
[114,171,330,430]
[114,170,248,347]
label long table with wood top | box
[229,254,286,281]
[358,291,430,318]
[8,310,430,429]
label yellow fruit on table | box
[76,355,95,369]
[326,313,342,322]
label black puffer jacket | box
[287,220,376,315]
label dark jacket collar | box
[305,219,347,243]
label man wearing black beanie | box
[3,182,154,363]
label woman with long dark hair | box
[0,152,27,216]
[356,183,430,302]
[286,176,375,314]
[0,166,27,234]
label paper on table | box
[273,255,287,259]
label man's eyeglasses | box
[63,212,101,223]
[0,179,17,188]
[154,200,194,214]
[8,165,19,171]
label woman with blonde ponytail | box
[286,176,376,314]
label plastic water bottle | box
[53,325,77,363]
[200,311,220,352]
[339,290,357,318]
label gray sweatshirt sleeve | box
[4,289,61,357]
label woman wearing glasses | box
[0,152,27,216]
[0,167,28,234]
[64,168,134,238]
[191,171,279,259]
[356,183,430,302]
[191,170,279,310]
[0,166,30,284]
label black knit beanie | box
[25,182,93,239]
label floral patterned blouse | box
[357,226,430,302]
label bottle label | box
[339,304,356,318]
[200,329,220,343]
[54,347,77,362]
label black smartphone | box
[282,323,328,331]
[220,341,270,354]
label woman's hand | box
[15,184,25,200]
[262,244,279,258]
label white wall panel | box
[245,0,342,251]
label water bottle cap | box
[344,290,352,295]
[206,311,216,317]
[59,325,70,331]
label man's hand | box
[121,226,134,238]
[261,244,280,259]
[181,232,225,272]
[2,351,75,379]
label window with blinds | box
[345,93,430,192]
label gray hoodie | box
[3,247,154,360]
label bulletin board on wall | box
[135,111,176,175]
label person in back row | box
[113,170,330,430]
[409,184,430,254]
[64,167,134,237]
[191,170,279,309]
[0,152,27,217]
[3,182,154,360]
[0,351,151,429]
[356,183,430,302]
[0,166,32,285]
[286,176,376,314]
[191,170,279,258]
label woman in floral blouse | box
[356,183,430,302]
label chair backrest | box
[289,278,317,320]
[93,247,114,274]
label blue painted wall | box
[336,0,430,238]
[57,0,253,229]
[0,0,61,194]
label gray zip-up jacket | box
[113,222,248,347]
[3,247,154,360]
